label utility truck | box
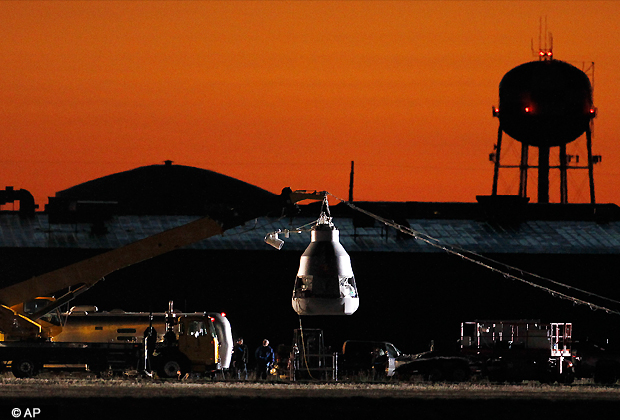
[3,300,226,378]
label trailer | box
[394,320,574,383]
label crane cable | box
[327,192,620,316]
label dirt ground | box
[2,377,620,419]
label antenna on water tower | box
[532,16,553,61]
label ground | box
[2,376,620,419]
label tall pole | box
[348,161,355,202]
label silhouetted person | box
[371,347,387,380]
[255,339,275,380]
[231,337,249,380]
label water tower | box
[489,32,599,203]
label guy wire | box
[326,192,620,316]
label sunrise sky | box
[1,1,619,209]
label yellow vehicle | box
[2,301,226,378]
[54,305,233,377]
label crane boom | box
[0,216,223,309]
[0,188,324,338]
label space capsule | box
[292,217,359,316]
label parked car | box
[393,349,472,382]
[340,340,411,377]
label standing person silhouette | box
[254,339,275,380]
[231,337,249,380]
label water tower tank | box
[498,60,593,147]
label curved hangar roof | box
[47,162,284,224]
[4,163,620,255]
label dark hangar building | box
[1,161,619,353]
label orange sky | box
[1,1,620,209]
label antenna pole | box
[544,16,548,51]
[539,16,542,52]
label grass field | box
[2,376,620,419]
[0,377,620,419]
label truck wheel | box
[487,371,506,384]
[451,367,469,382]
[428,368,443,382]
[562,372,575,384]
[391,371,411,382]
[11,359,38,378]
[97,369,115,380]
[158,359,188,379]
[594,371,616,385]
[594,360,619,385]
[538,369,553,384]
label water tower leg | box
[586,127,596,204]
[519,143,529,198]
[538,147,550,203]
[492,127,503,196]
[560,145,568,204]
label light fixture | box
[264,228,301,250]
[264,232,285,250]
